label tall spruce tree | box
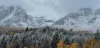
[95,29,100,40]
[51,32,60,48]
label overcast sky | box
[0,0,100,20]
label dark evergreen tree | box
[95,29,100,40]
[0,37,7,48]
[25,27,29,32]
[70,28,73,32]
[42,28,46,33]
[64,37,70,44]
[51,32,60,48]
[30,28,33,31]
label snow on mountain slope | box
[54,8,100,31]
[0,6,14,21]
[0,6,54,28]
[0,7,14,23]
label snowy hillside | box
[54,8,100,31]
[0,6,54,28]
[1,6,100,30]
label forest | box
[0,26,100,48]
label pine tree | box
[95,29,100,40]
[51,32,60,48]
[64,37,70,44]
[70,28,73,32]
[25,27,29,32]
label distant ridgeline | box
[0,26,100,48]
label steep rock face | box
[0,6,53,28]
[54,8,100,30]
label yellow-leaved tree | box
[65,45,71,48]
[57,40,64,48]
[87,39,97,48]
[70,43,79,48]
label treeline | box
[0,26,100,48]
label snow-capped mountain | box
[54,8,100,31]
[0,6,53,28]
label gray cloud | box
[0,0,100,20]
[0,0,100,12]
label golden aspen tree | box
[83,43,89,48]
[87,39,97,48]
[93,43,100,48]
[70,43,79,48]
[65,45,71,48]
[57,40,64,48]
[93,40,100,48]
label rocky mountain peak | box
[0,6,53,28]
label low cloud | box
[0,0,100,20]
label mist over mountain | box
[0,0,100,21]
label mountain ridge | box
[54,8,100,31]
[0,6,54,28]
